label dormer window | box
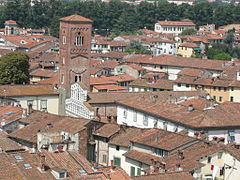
[51,169,68,179]
[20,40,27,44]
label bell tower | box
[59,14,92,96]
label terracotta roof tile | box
[10,111,90,143]
[124,150,162,165]
[124,55,226,71]
[110,127,148,147]
[93,124,120,138]
[129,78,173,90]
[157,20,195,26]
[60,14,92,23]
[179,42,199,48]
[0,84,59,96]
[131,129,197,151]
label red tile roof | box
[117,94,240,128]
[60,14,93,22]
[179,42,199,48]
[129,78,173,90]
[30,69,58,78]
[94,84,128,91]
[9,111,90,143]
[93,124,120,138]
[109,127,148,147]
[124,55,226,71]
[157,20,195,26]
[0,84,59,96]
[131,128,197,151]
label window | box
[231,87,234,91]
[116,145,120,151]
[75,36,84,46]
[218,87,221,91]
[207,156,211,163]
[163,122,168,130]
[23,163,32,169]
[143,115,148,126]
[218,152,223,159]
[213,87,216,91]
[219,96,222,102]
[224,87,227,92]
[213,96,216,100]
[137,168,141,175]
[177,83,181,87]
[133,111,137,122]
[228,130,235,142]
[130,166,135,176]
[186,84,190,88]
[123,110,127,119]
[114,157,121,166]
[230,96,234,102]
[40,100,47,111]
[59,171,67,178]
[102,154,107,163]
[63,36,66,44]
[75,75,81,83]
[154,148,164,157]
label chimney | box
[176,163,183,171]
[110,160,115,170]
[27,104,33,115]
[39,154,46,172]
[22,108,27,118]
[178,150,184,160]
[188,104,194,112]
[120,125,126,133]
[152,95,158,103]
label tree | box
[0,51,29,84]
[213,53,232,61]
[125,40,151,54]
[181,28,197,35]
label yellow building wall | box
[177,46,193,57]
[190,85,230,103]
[229,87,240,103]
[10,95,59,114]
[198,151,240,180]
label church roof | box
[60,14,93,23]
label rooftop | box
[157,20,195,26]
[0,84,59,96]
[60,14,93,23]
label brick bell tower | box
[59,14,92,96]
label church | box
[58,14,94,119]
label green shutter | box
[130,166,135,176]
[114,157,121,166]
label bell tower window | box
[75,32,84,46]
[75,75,81,82]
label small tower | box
[58,14,92,96]
[4,20,18,36]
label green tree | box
[213,53,232,61]
[181,28,197,35]
[125,40,151,54]
[0,51,29,84]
